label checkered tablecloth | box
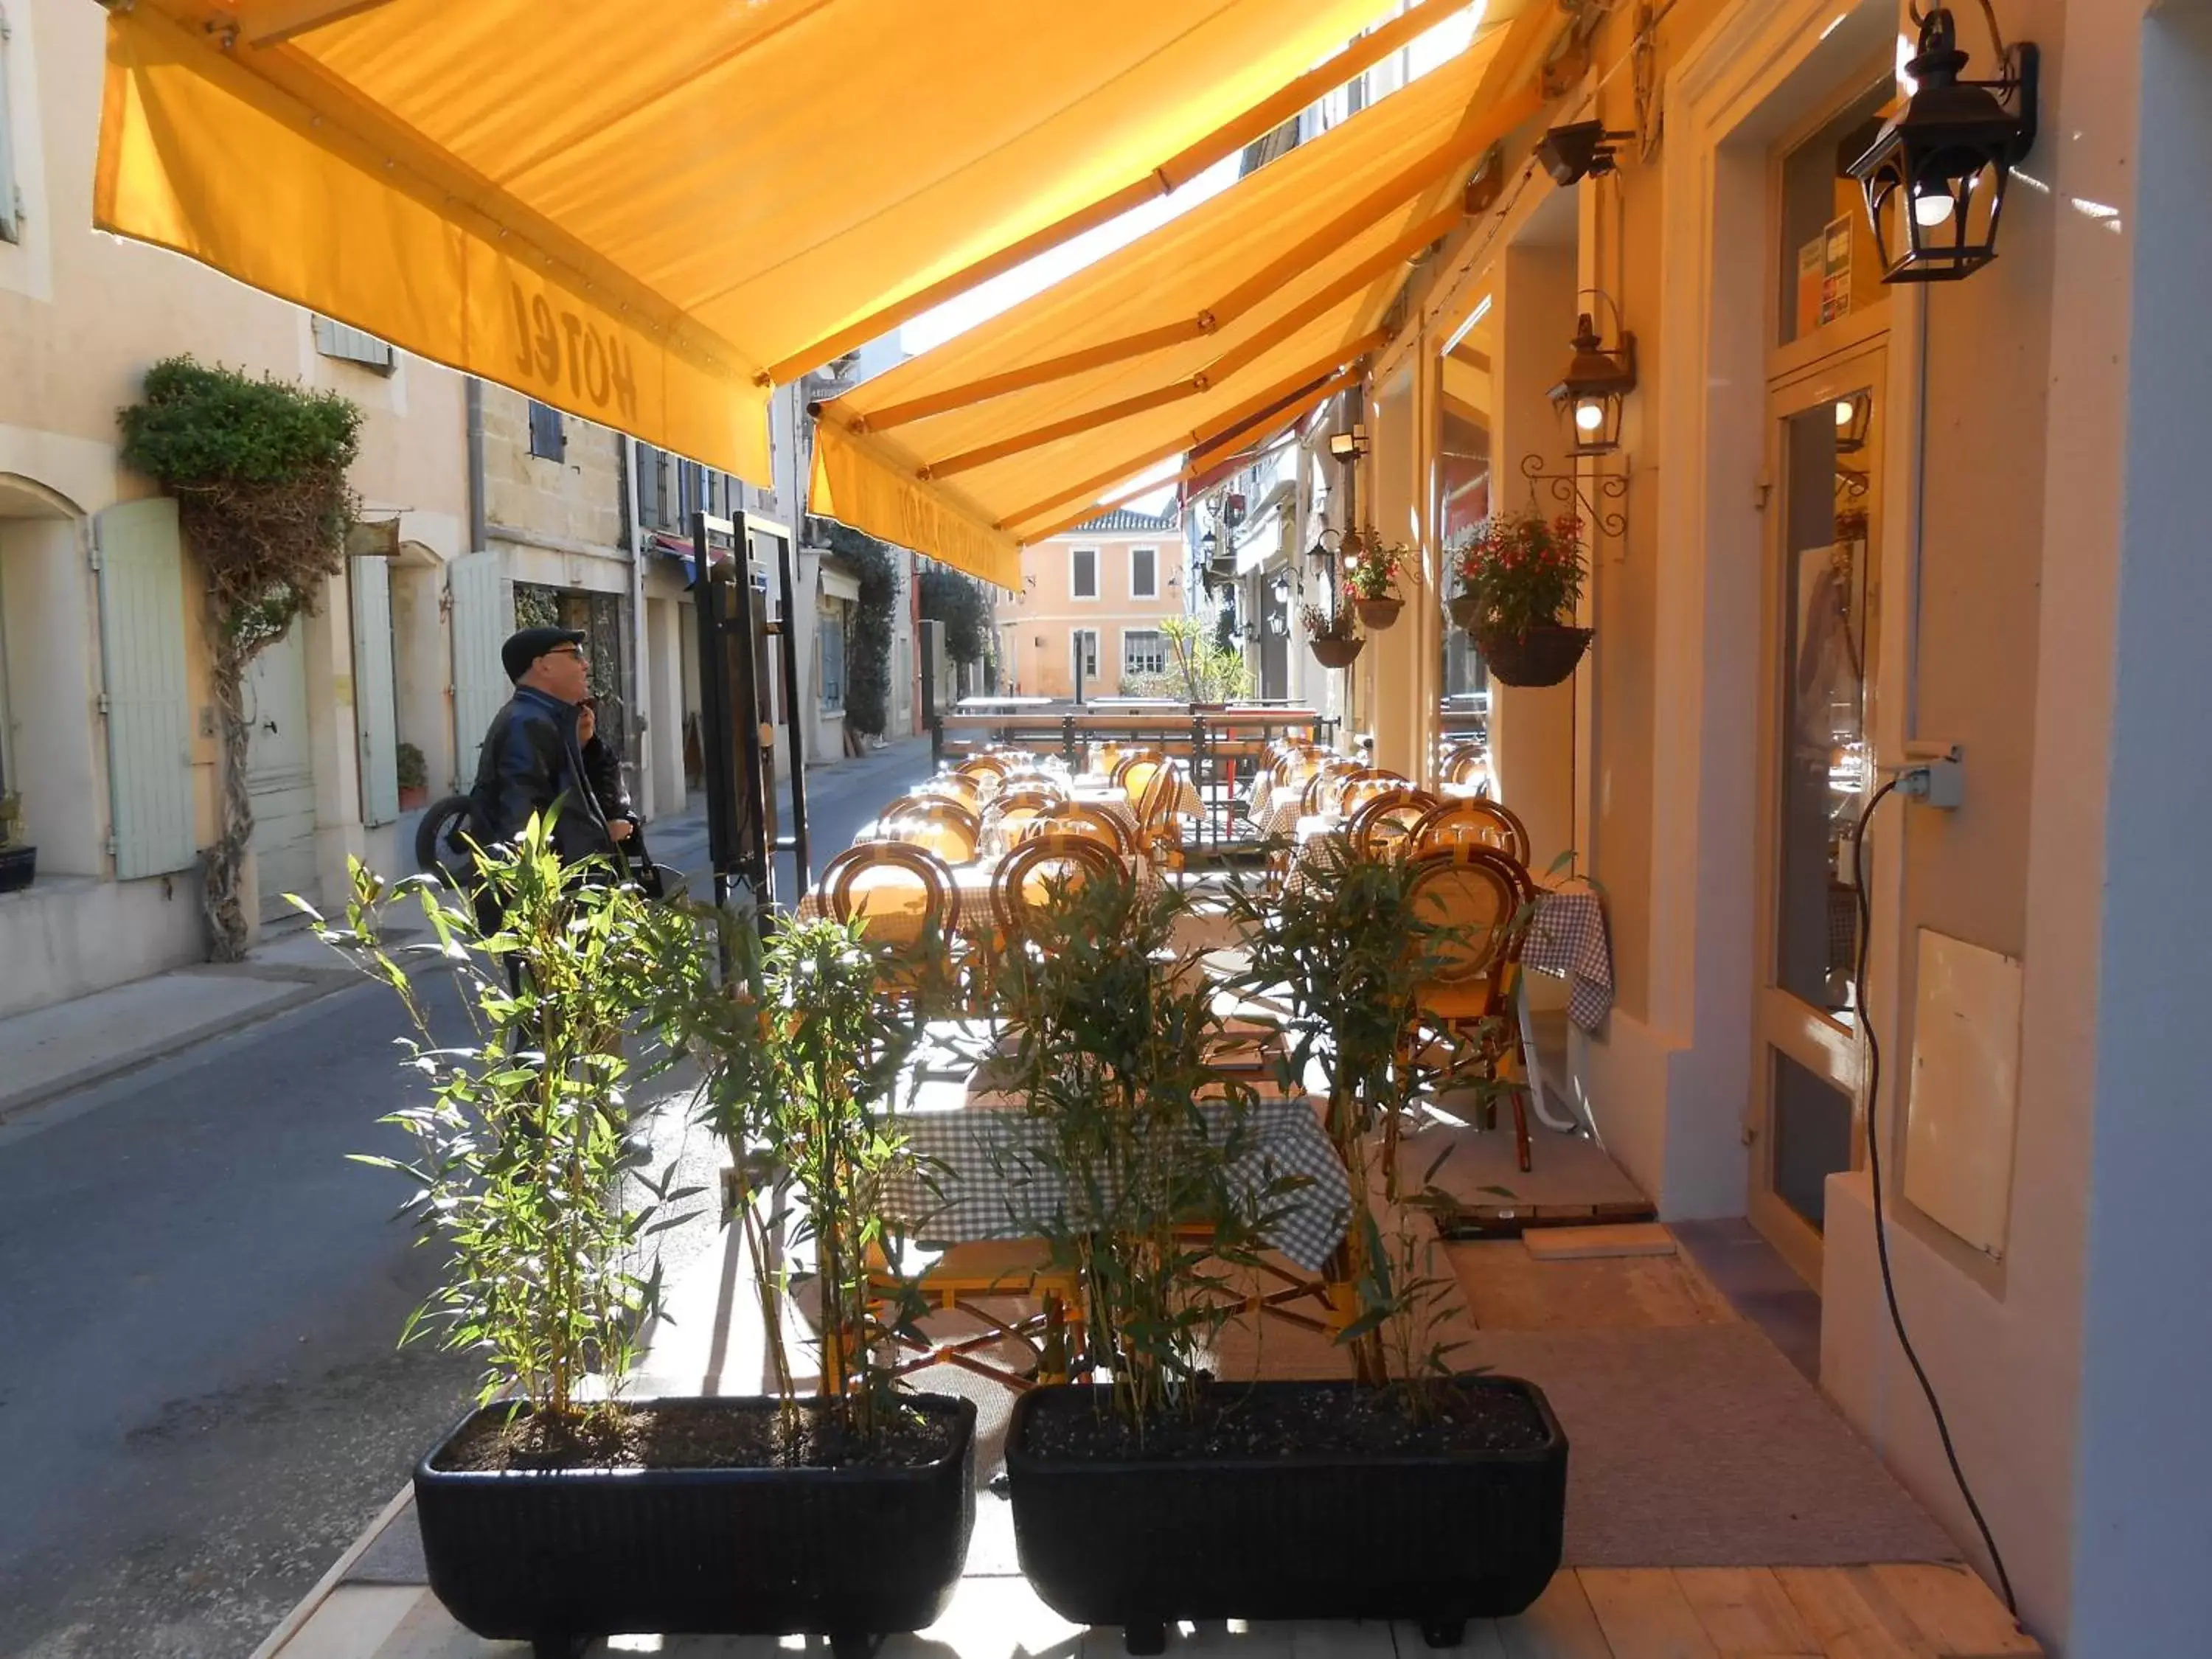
[880,1098,1350,1273]
[1518,887,1615,1031]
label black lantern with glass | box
[1846,4,2038,284]
[1548,307,1637,459]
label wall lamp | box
[1328,425,1370,464]
[1547,291,1637,458]
[1536,121,1635,187]
[1847,3,2039,283]
[1834,391,1872,454]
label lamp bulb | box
[1574,400,1605,433]
[1835,400,1856,427]
[1913,189,1955,228]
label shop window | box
[1123,629,1166,677]
[1776,78,1896,348]
[1130,546,1158,599]
[1071,546,1098,599]
[313,316,396,373]
[527,400,566,461]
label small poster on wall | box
[1820,215,1854,327]
[1796,237,1825,338]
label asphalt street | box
[0,739,933,1659]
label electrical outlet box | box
[1913,756,1964,808]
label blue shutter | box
[94,499,198,878]
[349,555,400,825]
[448,551,512,789]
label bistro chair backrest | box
[1337,767,1412,821]
[1408,797,1530,866]
[877,796,981,865]
[1044,801,1133,857]
[1404,844,1533,996]
[1347,786,1441,859]
[1113,748,1169,801]
[992,832,1129,942]
[1134,759,1192,863]
[1298,757,1364,818]
[1270,744,1329,790]
[1441,745,1489,787]
[821,841,961,952]
[918,773,982,811]
[984,785,1066,852]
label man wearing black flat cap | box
[465,625,629,867]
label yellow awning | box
[806,2,1548,578]
[94,0,1432,512]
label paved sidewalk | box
[0,942,365,1136]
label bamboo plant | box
[304,815,705,1439]
[988,872,1286,1431]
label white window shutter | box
[94,499,198,878]
[447,551,512,790]
[349,554,400,825]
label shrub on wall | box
[919,566,993,665]
[119,357,361,961]
[828,524,897,739]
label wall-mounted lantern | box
[1547,299,1638,459]
[1834,391,1872,455]
[1535,121,1635,187]
[1327,425,1370,465]
[1846,4,2039,284]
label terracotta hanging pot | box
[1310,636,1366,670]
[1447,593,1482,632]
[1477,625,1591,688]
[1354,595,1404,631]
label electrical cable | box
[1849,776,2019,1616]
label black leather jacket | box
[466,686,616,866]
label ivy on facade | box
[119,357,361,961]
[828,523,897,740]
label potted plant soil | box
[396,741,429,810]
[1343,526,1411,631]
[992,873,1566,1652]
[0,793,34,893]
[1453,508,1591,686]
[1302,599,1365,669]
[307,821,973,1657]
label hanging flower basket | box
[1477,625,1591,688]
[1354,595,1405,631]
[1311,636,1366,670]
[1447,593,1482,632]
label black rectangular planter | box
[1006,1378,1566,1652]
[414,1394,975,1656]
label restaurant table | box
[879,1095,1352,1273]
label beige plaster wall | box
[998,531,1185,699]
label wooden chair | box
[1134,759,1192,870]
[1113,748,1169,804]
[955,754,1012,797]
[917,773,982,812]
[1402,844,1538,1170]
[874,795,982,864]
[1346,786,1441,858]
[1043,801,1133,857]
[1441,745,1490,787]
[1408,796,1531,865]
[983,785,1067,852]
[818,841,962,1003]
[1298,756,1364,818]
[1336,767,1413,823]
[867,1239,1085,1394]
[992,832,1128,942]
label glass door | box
[1749,346,1883,1281]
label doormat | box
[1467,1324,1958,1567]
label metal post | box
[769,519,812,894]
[715,519,773,911]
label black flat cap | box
[501,625,586,683]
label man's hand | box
[610,818,636,842]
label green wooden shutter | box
[349,554,400,825]
[94,499,197,878]
[448,550,512,789]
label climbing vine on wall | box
[119,357,361,961]
[829,523,898,740]
[919,566,994,665]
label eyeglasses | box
[545,644,587,661]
